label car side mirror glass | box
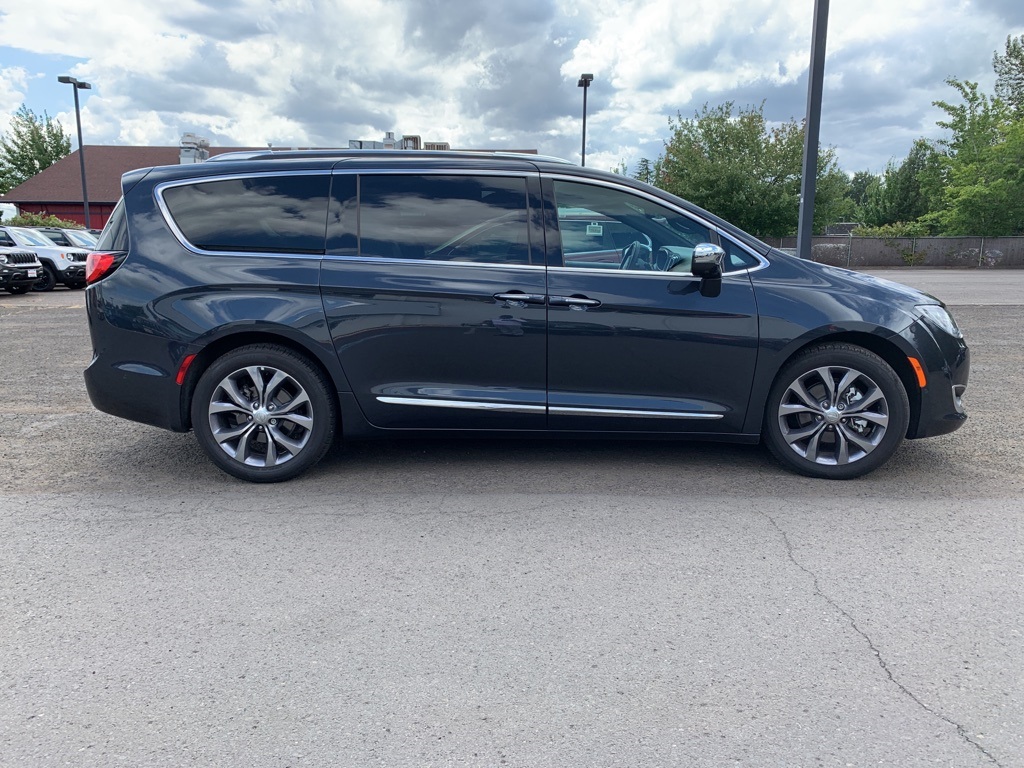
[692,243,724,297]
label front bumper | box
[58,265,87,285]
[899,318,970,439]
[0,264,41,289]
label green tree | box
[633,157,655,184]
[993,34,1024,118]
[934,118,1024,235]
[0,104,72,194]
[847,170,876,210]
[654,102,848,237]
[861,139,936,226]
[924,77,1024,235]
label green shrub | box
[4,212,84,229]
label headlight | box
[917,304,962,338]
[0,254,7,265]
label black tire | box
[32,265,56,292]
[190,344,337,483]
[6,285,30,295]
[763,343,910,479]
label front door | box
[544,178,760,434]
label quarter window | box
[162,175,331,254]
[358,175,532,264]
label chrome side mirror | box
[692,243,725,297]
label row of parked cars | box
[0,225,98,294]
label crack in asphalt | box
[762,513,1003,767]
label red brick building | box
[0,145,255,229]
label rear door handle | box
[493,292,547,307]
[549,295,602,309]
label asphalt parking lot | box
[1,271,1022,767]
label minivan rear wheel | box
[763,343,909,479]
[191,344,336,483]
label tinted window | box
[97,198,129,251]
[554,181,713,273]
[359,175,531,264]
[162,174,331,253]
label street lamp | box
[57,75,92,229]
[577,73,593,166]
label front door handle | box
[494,292,546,307]
[549,295,602,310]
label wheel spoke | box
[268,424,306,455]
[245,366,267,404]
[263,432,279,466]
[783,420,827,446]
[276,390,311,416]
[281,412,313,428]
[789,379,822,411]
[210,399,251,416]
[814,367,838,404]
[214,421,254,444]
[844,387,885,415]
[837,423,878,454]
[803,424,828,463]
[835,368,860,398]
[852,410,888,427]
[264,369,290,402]
[835,428,851,465]
[220,377,253,411]
[779,402,821,417]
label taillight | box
[86,251,127,284]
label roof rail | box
[205,149,574,165]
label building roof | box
[1,144,542,207]
[0,145,258,205]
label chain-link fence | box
[759,236,1024,267]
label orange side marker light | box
[908,357,927,388]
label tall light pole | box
[577,73,593,166]
[796,0,829,261]
[57,75,92,229]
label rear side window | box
[96,199,129,251]
[162,174,331,254]
[357,175,532,264]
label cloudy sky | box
[1,0,1022,175]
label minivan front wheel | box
[764,343,909,479]
[191,344,336,483]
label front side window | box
[553,180,713,273]
[358,175,532,265]
[162,174,331,254]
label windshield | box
[65,229,97,247]
[9,228,56,247]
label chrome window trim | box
[331,168,540,179]
[377,396,723,420]
[154,171,333,259]
[545,173,770,275]
[323,253,546,271]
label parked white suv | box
[0,226,89,291]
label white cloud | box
[1,0,1022,171]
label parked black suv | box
[84,151,969,482]
[0,245,43,294]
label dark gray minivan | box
[84,150,969,482]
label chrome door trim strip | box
[376,397,546,414]
[376,396,723,420]
[549,406,723,420]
